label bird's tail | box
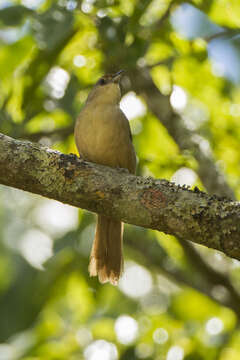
[88,215,123,285]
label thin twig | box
[205,29,240,42]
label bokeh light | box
[170,86,187,111]
[114,315,138,344]
[166,345,184,360]
[21,0,44,9]
[205,317,224,335]
[45,66,70,99]
[33,200,78,237]
[19,229,52,269]
[172,167,197,187]
[73,55,87,68]
[120,92,146,120]
[76,327,92,347]
[84,340,118,360]
[119,261,153,298]
[135,343,153,359]
[0,344,14,360]
[153,328,169,344]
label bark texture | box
[0,132,240,261]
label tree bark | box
[0,132,240,261]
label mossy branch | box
[0,132,240,261]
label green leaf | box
[0,5,33,26]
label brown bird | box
[74,70,136,285]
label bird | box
[74,70,136,285]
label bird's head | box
[86,70,124,105]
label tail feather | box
[88,215,123,285]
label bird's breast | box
[75,104,130,168]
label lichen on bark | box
[1,132,240,261]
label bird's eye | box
[99,78,106,86]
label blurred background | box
[1,0,240,359]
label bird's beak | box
[112,70,125,83]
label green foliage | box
[1,0,240,359]
[0,5,33,26]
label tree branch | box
[101,8,240,310]
[126,233,240,317]
[129,68,235,199]
[1,132,240,261]
[205,29,240,42]
[153,0,178,29]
